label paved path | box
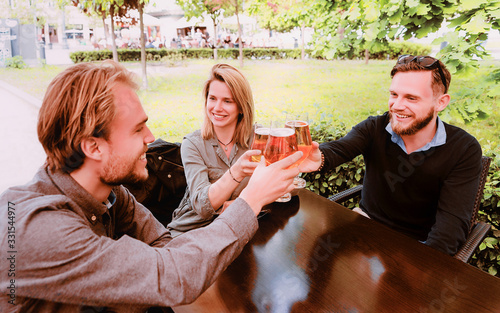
[0,81,46,194]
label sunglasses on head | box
[396,54,448,94]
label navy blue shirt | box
[320,112,482,255]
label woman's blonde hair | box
[37,61,138,172]
[201,63,254,149]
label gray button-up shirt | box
[168,130,250,237]
[0,166,257,312]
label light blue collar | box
[386,116,446,154]
[103,190,117,209]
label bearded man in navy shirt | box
[301,55,482,255]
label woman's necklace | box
[217,138,233,151]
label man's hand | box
[221,200,234,213]
[239,151,302,215]
[299,141,323,173]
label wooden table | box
[173,189,500,313]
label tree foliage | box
[247,0,499,73]
[246,0,315,59]
[71,0,119,61]
[175,0,225,59]
[289,0,500,73]
[219,0,245,67]
[245,0,499,122]
[71,0,150,87]
[176,0,246,66]
[0,0,47,26]
[247,0,313,33]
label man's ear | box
[80,137,104,161]
[436,94,450,112]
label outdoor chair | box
[328,156,492,263]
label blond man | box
[0,61,301,312]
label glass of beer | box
[263,119,298,202]
[250,123,270,162]
[286,113,312,189]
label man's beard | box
[100,148,148,186]
[390,107,435,136]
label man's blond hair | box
[37,61,138,172]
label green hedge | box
[356,41,432,60]
[69,41,431,63]
[303,113,500,277]
[4,56,28,69]
[69,48,307,63]
[471,143,500,276]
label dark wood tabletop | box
[173,189,500,313]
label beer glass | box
[285,113,312,188]
[263,119,298,202]
[249,123,270,162]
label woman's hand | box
[209,150,260,211]
[229,149,261,181]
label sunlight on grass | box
[0,65,71,99]
[137,59,396,142]
[1,59,497,144]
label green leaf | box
[488,266,497,276]
[480,242,487,250]
[461,0,489,10]
[442,5,458,15]
[364,3,380,22]
[347,4,362,21]
[489,8,500,20]
[486,84,500,97]
[485,237,499,245]
[406,0,419,8]
[416,3,431,15]
[462,12,491,33]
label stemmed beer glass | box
[263,119,298,202]
[249,123,270,162]
[249,123,273,214]
[285,113,312,189]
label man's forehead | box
[112,85,147,123]
[391,71,433,89]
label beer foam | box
[271,128,295,137]
[255,128,270,135]
[286,120,308,127]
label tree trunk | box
[213,19,218,60]
[109,6,118,62]
[301,24,305,60]
[364,48,369,64]
[139,4,148,89]
[236,11,243,68]
[101,14,109,48]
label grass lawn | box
[1,59,498,145]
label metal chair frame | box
[328,156,492,262]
